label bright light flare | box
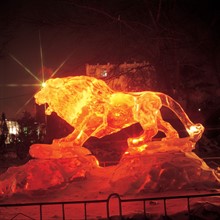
[8,50,72,115]
[9,53,41,83]
[41,82,46,88]
[1,83,41,87]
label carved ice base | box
[0,138,219,200]
[110,138,220,194]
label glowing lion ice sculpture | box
[34,76,204,151]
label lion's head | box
[35,76,113,126]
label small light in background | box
[101,70,108,77]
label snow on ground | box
[1,137,220,219]
[0,165,220,219]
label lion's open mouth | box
[34,92,47,105]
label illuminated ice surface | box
[33,76,204,149]
[0,76,220,219]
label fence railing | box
[0,192,220,220]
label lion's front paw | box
[51,138,76,148]
[52,137,83,147]
[52,139,60,144]
[52,138,67,144]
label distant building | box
[3,120,20,144]
[86,61,156,91]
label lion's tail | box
[156,92,204,142]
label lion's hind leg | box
[157,114,179,139]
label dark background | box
[0,0,219,126]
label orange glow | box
[33,76,204,157]
[95,158,100,166]
[137,144,147,152]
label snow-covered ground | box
[0,174,220,220]
[0,137,220,219]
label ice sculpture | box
[2,75,218,200]
[31,76,204,158]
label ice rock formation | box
[0,146,98,198]
[110,138,220,194]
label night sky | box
[0,0,220,119]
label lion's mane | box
[35,76,114,126]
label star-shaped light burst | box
[5,32,72,116]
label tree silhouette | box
[0,112,9,152]
[17,111,38,144]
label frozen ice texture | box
[34,76,204,153]
[0,76,215,199]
